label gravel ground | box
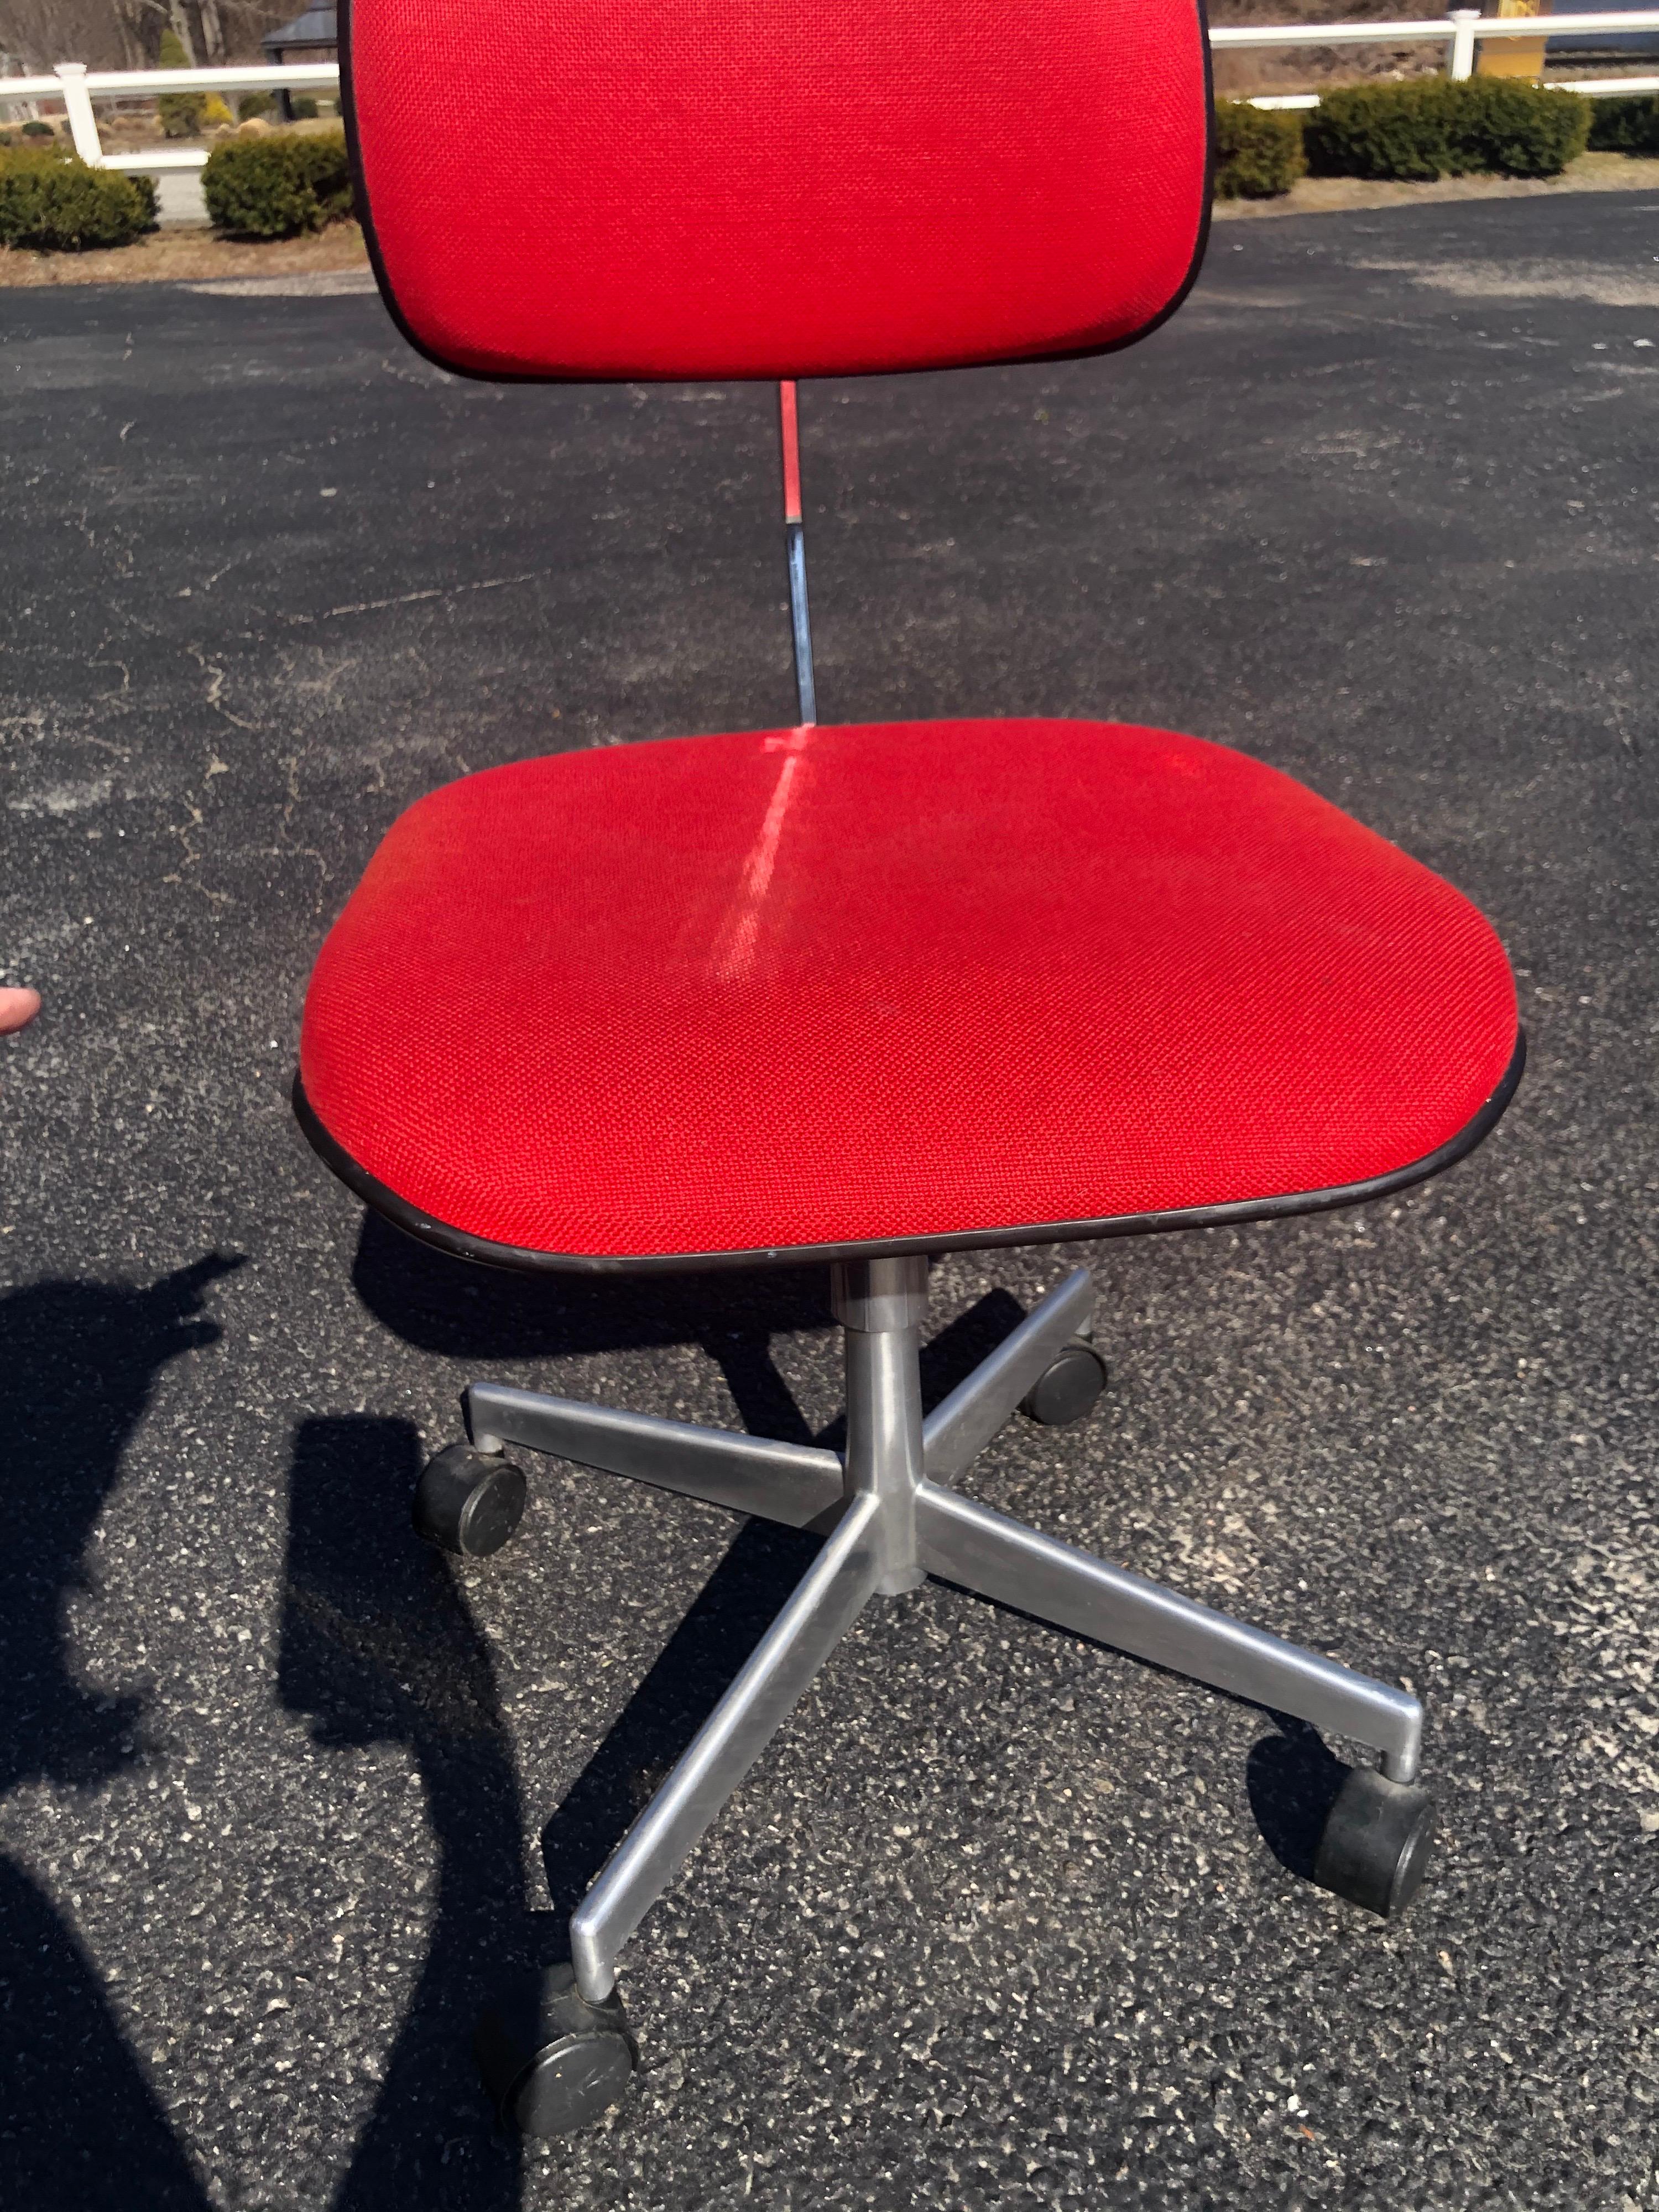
[2,190,1657,2211]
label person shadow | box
[276,1412,847,2198]
[278,1414,531,2206]
[0,1254,242,2212]
[334,1215,1028,2136]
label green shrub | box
[160,97,206,139]
[1587,91,1659,155]
[0,145,156,251]
[289,129,353,219]
[1213,101,1307,199]
[1447,77,1588,176]
[159,97,205,138]
[22,119,55,139]
[291,95,319,121]
[202,137,312,235]
[156,27,206,139]
[237,90,275,122]
[1306,77,1589,181]
[202,128,352,237]
[1306,81,1452,181]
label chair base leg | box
[570,1490,883,2004]
[433,1257,1431,2126]
[914,1481,1420,1783]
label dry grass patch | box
[0,218,371,288]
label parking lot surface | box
[2,191,1657,2210]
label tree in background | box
[155,6,196,62]
[155,22,205,132]
[0,0,295,71]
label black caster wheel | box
[476,1963,638,2136]
[413,1443,526,1558]
[1313,1765,1436,1918]
[1019,1339,1109,1427]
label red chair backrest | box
[345,0,1213,383]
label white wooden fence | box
[1218,8,1659,109]
[0,63,338,171]
[3,17,1659,174]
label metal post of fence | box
[1448,9,1483,77]
[54,61,105,164]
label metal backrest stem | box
[779,380,818,728]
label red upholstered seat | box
[297,719,1519,1269]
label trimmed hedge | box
[1588,91,1659,155]
[1447,77,1590,177]
[1306,79,1589,182]
[202,129,353,238]
[1214,101,1307,199]
[0,145,157,251]
[1306,82,1452,180]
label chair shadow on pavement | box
[0,1255,242,2212]
[1245,1715,1353,1882]
[351,1208,1024,1442]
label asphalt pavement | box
[2,190,1658,2210]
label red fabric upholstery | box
[299,720,1518,1264]
[345,0,1212,380]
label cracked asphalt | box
[2,189,1658,2210]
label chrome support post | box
[785,522,816,727]
[833,1255,930,1595]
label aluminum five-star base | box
[416,1257,1437,2136]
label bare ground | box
[0,218,371,289]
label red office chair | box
[298,0,1522,2135]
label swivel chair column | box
[833,1256,930,1596]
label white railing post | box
[54,61,105,164]
[1448,9,1484,77]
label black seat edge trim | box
[292,1027,1524,1279]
